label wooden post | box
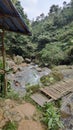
[2,30,7,95]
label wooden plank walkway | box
[31,93,53,107]
[31,78,73,106]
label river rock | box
[4,99,15,108]
[36,67,42,72]
[61,93,73,130]
[61,94,73,118]
[39,67,51,78]
[25,58,31,63]
[13,55,24,65]
[61,104,71,118]
[6,60,15,69]
[14,80,21,87]
[20,63,28,67]
[13,65,18,73]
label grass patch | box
[26,84,40,93]
[25,84,42,105]
[6,90,19,100]
[2,121,17,130]
[6,89,21,101]
[55,99,62,108]
[40,70,63,86]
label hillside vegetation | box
[1,0,73,67]
[31,0,73,66]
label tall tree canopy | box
[2,0,73,66]
[5,0,33,58]
[31,0,73,66]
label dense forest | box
[5,0,73,67]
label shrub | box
[40,70,63,86]
[43,103,63,130]
[26,84,40,93]
[6,90,20,100]
[13,55,24,64]
[39,44,65,66]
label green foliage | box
[0,59,3,69]
[6,90,20,100]
[39,43,65,66]
[43,103,63,130]
[26,84,40,93]
[3,0,73,66]
[13,55,24,64]
[11,0,18,5]
[2,121,17,130]
[31,0,73,66]
[66,46,73,63]
[55,99,62,108]
[5,0,32,59]
[40,70,63,86]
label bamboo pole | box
[1,30,7,95]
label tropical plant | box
[43,103,63,130]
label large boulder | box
[61,93,73,130]
[13,55,24,65]
[25,58,31,63]
[61,93,73,118]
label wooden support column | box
[1,30,7,95]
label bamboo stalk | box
[1,30,7,95]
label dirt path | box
[18,120,45,130]
[0,99,46,130]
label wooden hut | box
[0,0,31,95]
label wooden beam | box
[0,26,28,35]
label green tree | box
[5,0,32,59]
[11,0,18,5]
[50,5,60,14]
[39,44,65,66]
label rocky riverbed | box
[7,59,51,95]
[6,59,73,130]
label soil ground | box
[0,99,46,130]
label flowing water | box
[8,64,51,95]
